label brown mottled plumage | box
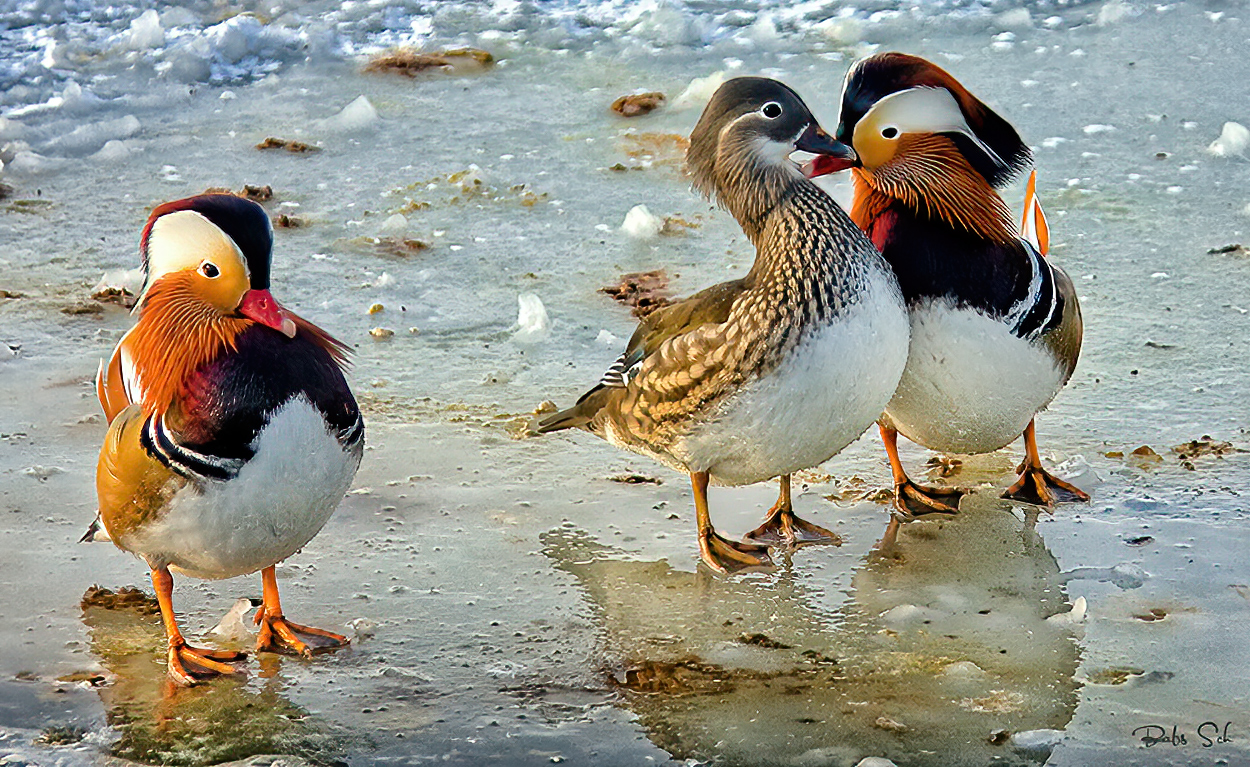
[539,77,909,572]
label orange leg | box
[880,423,964,519]
[743,474,842,547]
[254,565,348,657]
[691,472,773,574]
[151,567,246,687]
[1002,420,1090,507]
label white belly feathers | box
[677,270,909,486]
[886,300,1066,454]
[128,395,361,580]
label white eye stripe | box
[858,86,1007,169]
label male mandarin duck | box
[537,78,909,573]
[806,52,1088,516]
[87,194,364,685]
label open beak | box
[794,123,858,179]
[239,289,297,339]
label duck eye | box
[881,126,899,139]
[761,102,782,119]
[200,262,221,278]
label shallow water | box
[1,1,1249,765]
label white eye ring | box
[200,261,221,279]
[761,102,782,119]
[881,125,899,139]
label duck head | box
[806,52,1030,188]
[687,77,855,234]
[139,194,296,338]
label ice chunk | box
[1010,729,1065,754]
[1207,121,1249,157]
[997,8,1032,27]
[1082,124,1116,134]
[513,293,551,343]
[93,269,145,297]
[596,329,621,346]
[673,71,726,110]
[128,9,165,50]
[1097,0,1132,26]
[92,140,134,162]
[43,115,141,156]
[880,603,928,626]
[855,759,898,767]
[621,204,664,239]
[208,597,256,640]
[0,117,25,141]
[320,95,379,132]
[6,150,64,175]
[1046,596,1087,626]
[380,213,408,233]
[942,661,988,679]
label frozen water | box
[1,1,1249,765]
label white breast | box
[677,270,909,486]
[129,396,361,580]
[886,301,1066,454]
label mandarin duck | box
[806,52,1089,516]
[537,78,909,573]
[86,194,364,685]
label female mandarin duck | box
[806,52,1088,516]
[537,78,909,573]
[88,194,364,685]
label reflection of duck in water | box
[542,496,1080,767]
[78,586,338,764]
[536,78,908,574]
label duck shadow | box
[541,494,1081,767]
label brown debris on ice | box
[256,137,320,153]
[364,48,494,77]
[611,92,666,117]
[202,184,274,204]
[608,473,663,485]
[273,213,304,228]
[616,132,690,172]
[91,286,135,308]
[80,585,159,615]
[599,269,672,317]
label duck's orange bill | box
[239,289,297,338]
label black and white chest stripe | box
[141,403,363,485]
[142,414,250,483]
[1004,240,1063,340]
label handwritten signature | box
[1133,722,1234,748]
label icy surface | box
[1,1,1250,766]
